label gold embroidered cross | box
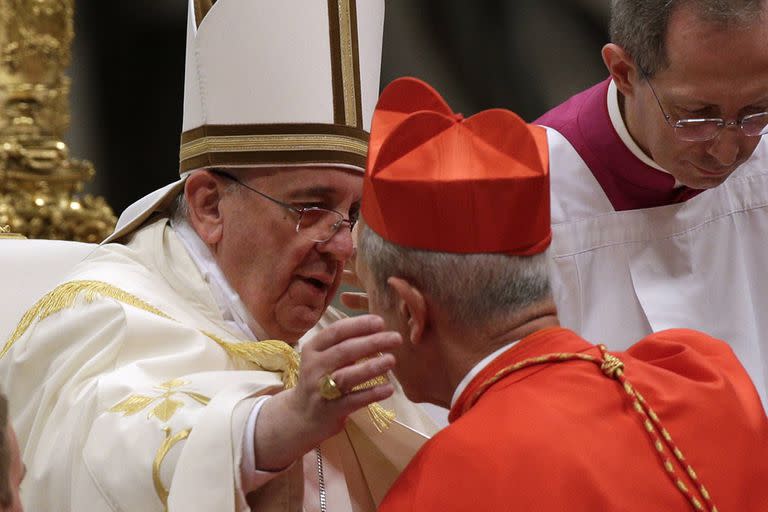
[108,379,211,423]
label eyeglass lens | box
[674,113,768,142]
[297,208,347,243]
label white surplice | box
[0,217,434,511]
[546,88,768,409]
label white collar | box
[450,339,521,409]
[607,80,683,184]
[172,219,268,340]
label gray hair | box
[357,223,552,328]
[171,192,190,226]
[170,169,241,226]
[610,0,766,76]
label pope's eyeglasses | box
[640,69,768,143]
[211,170,356,243]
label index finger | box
[306,314,385,352]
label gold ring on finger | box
[319,374,343,400]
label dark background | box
[69,0,610,214]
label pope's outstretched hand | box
[252,314,400,471]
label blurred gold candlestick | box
[0,0,116,242]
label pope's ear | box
[184,170,226,244]
[387,277,427,345]
[602,43,641,98]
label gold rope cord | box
[465,346,718,512]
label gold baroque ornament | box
[0,223,24,239]
[0,0,116,242]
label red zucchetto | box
[362,77,551,255]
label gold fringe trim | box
[366,403,396,432]
[350,356,395,431]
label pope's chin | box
[274,281,333,342]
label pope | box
[0,1,435,511]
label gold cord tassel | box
[351,363,396,431]
[366,403,396,432]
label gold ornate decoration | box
[0,0,116,242]
[0,223,24,238]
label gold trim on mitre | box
[179,123,370,173]
[328,0,363,129]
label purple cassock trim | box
[536,78,702,211]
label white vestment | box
[0,217,434,511]
[545,89,768,409]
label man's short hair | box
[610,0,766,76]
[0,394,10,508]
[358,223,551,328]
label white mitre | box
[104,0,385,243]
